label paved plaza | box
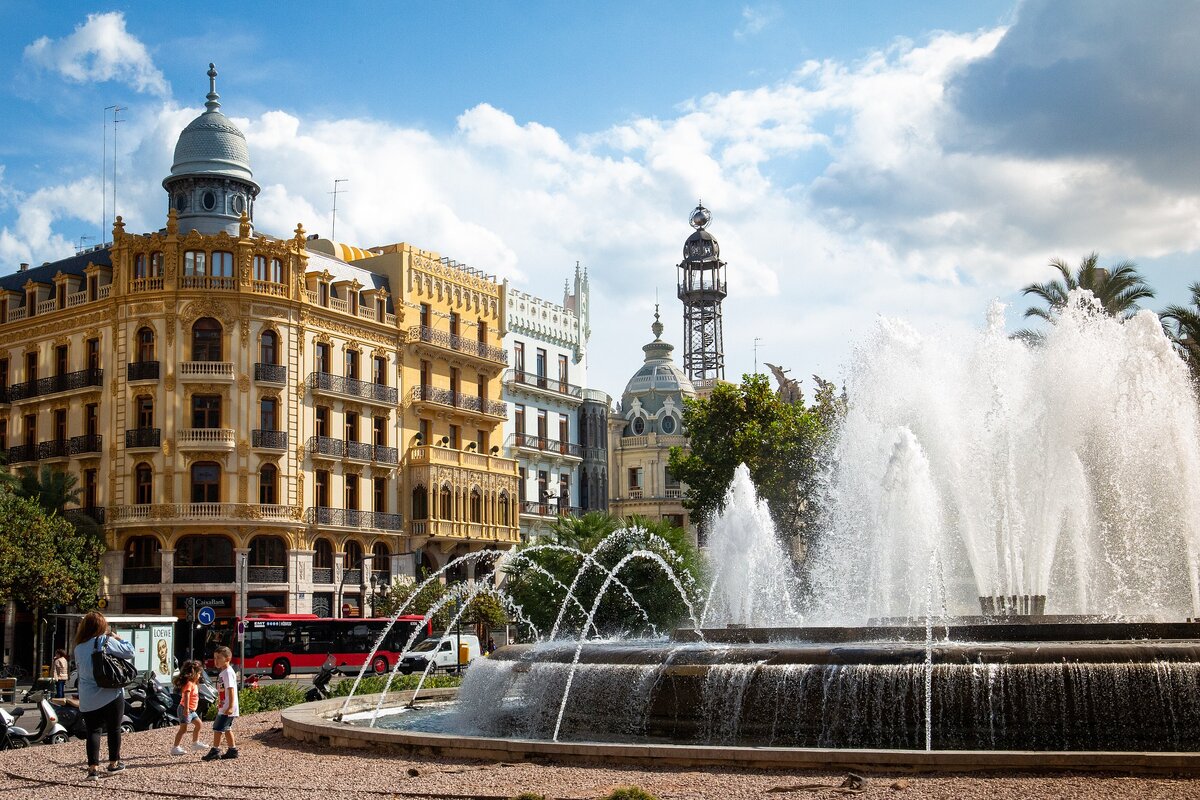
[0,710,1197,799]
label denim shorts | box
[177,707,200,724]
[212,713,236,733]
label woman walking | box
[73,611,134,780]
[52,649,69,699]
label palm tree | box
[1161,282,1200,386]
[1014,253,1155,342]
[17,465,82,514]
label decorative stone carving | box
[237,375,250,393]
[180,298,233,326]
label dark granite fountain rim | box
[671,619,1200,644]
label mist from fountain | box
[806,297,1200,623]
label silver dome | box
[167,64,257,187]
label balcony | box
[408,385,507,418]
[254,363,287,383]
[35,434,103,460]
[504,369,584,402]
[128,277,164,293]
[121,565,160,585]
[126,428,161,449]
[304,506,404,531]
[180,275,235,291]
[343,568,362,585]
[312,567,333,585]
[507,433,582,459]
[247,565,288,583]
[9,368,104,401]
[127,361,159,382]
[406,518,520,544]
[178,428,236,448]
[305,436,397,464]
[520,500,584,518]
[306,371,398,405]
[6,444,36,464]
[64,506,106,526]
[252,429,288,450]
[179,361,234,379]
[252,281,288,297]
[407,325,508,366]
[109,503,296,523]
[628,487,644,499]
[173,565,237,584]
[405,444,518,475]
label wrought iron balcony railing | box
[409,385,507,417]
[312,567,333,584]
[65,506,105,525]
[126,428,161,449]
[247,565,288,583]
[6,444,36,463]
[254,363,287,383]
[408,325,508,365]
[121,565,160,585]
[9,368,103,401]
[252,429,288,449]
[173,565,237,584]
[343,568,362,585]
[307,371,398,404]
[508,433,582,457]
[520,500,584,518]
[305,436,397,463]
[38,434,103,459]
[305,506,404,531]
[504,369,583,399]
[127,361,159,381]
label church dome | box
[620,308,695,421]
[166,64,257,187]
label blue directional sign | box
[197,606,216,626]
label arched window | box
[371,542,390,582]
[136,327,155,362]
[192,317,222,361]
[134,253,149,279]
[135,463,153,505]
[439,484,453,520]
[260,330,278,365]
[411,484,428,519]
[190,461,220,503]
[259,464,278,505]
[313,538,334,570]
[175,535,233,569]
[212,251,234,277]
[270,258,283,283]
[344,540,364,570]
[470,488,482,523]
[150,252,164,276]
[253,255,268,282]
[249,535,286,567]
[124,536,160,574]
[498,492,510,528]
[184,250,207,275]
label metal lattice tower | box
[677,202,727,382]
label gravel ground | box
[1,711,1198,800]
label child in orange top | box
[170,661,205,755]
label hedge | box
[201,673,464,719]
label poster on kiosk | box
[52,614,179,684]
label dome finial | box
[651,304,663,340]
[689,201,711,230]
[205,63,221,112]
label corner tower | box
[162,64,260,235]
[676,202,727,383]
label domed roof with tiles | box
[620,308,695,417]
[168,64,257,187]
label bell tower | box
[676,202,727,383]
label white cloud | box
[735,5,780,40]
[6,10,1200,397]
[23,12,168,96]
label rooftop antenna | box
[77,235,93,255]
[330,178,348,241]
[112,106,125,229]
[102,105,119,244]
[754,336,763,374]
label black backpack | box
[91,636,136,689]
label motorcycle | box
[304,661,344,702]
[0,706,30,749]
[125,673,178,731]
[10,691,68,745]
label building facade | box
[0,66,520,652]
[500,264,608,541]
[606,309,694,541]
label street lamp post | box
[238,554,247,688]
[335,554,373,618]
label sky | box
[0,1,1198,399]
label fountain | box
[285,297,1200,767]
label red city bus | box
[205,613,433,678]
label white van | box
[398,634,482,674]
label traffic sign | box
[197,606,216,626]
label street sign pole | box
[186,597,196,661]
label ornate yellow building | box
[0,65,517,628]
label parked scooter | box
[25,689,89,741]
[125,673,178,731]
[168,669,217,719]
[0,706,30,749]
[11,691,68,744]
[304,659,344,702]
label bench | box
[0,678,16,702]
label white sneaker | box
[170,746,186,756]
[191,742,208,751]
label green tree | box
[503,512,703,638]
[373,575,449,628]
[1015,252,1155,342]
[1161,282,1200,387]
[16,465,82,513]
[667,373,840,547]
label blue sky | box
[1,2,1197,397]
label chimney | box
[19,263,28,272]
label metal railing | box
[305,435,396,463]
[173,565,237,584]
[254,363,287,383]
[6,444,36,463]
[519,501,584,518]
[504,369,583,399]
[343,568,362,585]
[312,567,333,584]
[65,506,105,525]
[127,361,159,381]
[409,385,507,417]
[408,325,508,365]
[305,506,404,531]
[307,371,398,404]
[37,434,102,459]
[8,368,104,401]
[126,428,161,449]
[252,429,288,449]
[121,566,160,585]
[247,565,288,583]
[508,433,582,457]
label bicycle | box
[0,663,28,680]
